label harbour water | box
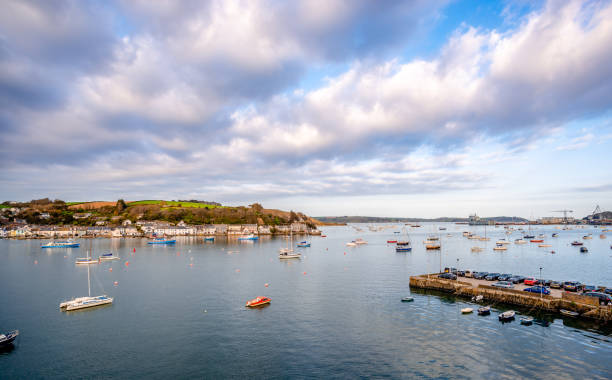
[1,223,611,378]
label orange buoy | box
[133,248,136,252]
[265,283,269,287]
[303,272,307,275]
[189,263,193,267]
[235,269,240,273]
[34,260,38,265]
[109,268,113,272]
[125,261,129,266]
[177,252,180,256]
[114,281,118,286]
[344,252,346,255]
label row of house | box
[0,221,317,239]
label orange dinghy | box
[245,296,271,308]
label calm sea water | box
[1,223,611,379]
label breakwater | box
[409,274,612,322]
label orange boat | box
[387,240,397,243]
[530,239,544,243]
[245,296,271,307]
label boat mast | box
[88,240,92,297]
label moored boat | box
[245,296,271,307]
[42,239,80,248]
[514,239,527,244]
[570,241,583,246]
[530,239,544,243]
[99,253,119,261]
[296,241,310,247]
[477,306,490,315]
[75,257,98,264]
[387,240,397,243]
[401,297,414,302]
[559,309,579,317]
[204,237,215,241]
[238,234,259,241]
[0,330,19,348]
[520,317,534,325]
[461,308,473,314]
[580,246,588,253]
[538,244,552,248]
[493,244,507,251]
[148,238,176,244]
[498,310,515,321]
[64,295,113,311]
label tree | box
[115,199,127,214]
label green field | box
[128,200,223,209]
[66,202,86,206]
[0,204,11,209]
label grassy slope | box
[127,200,224,209]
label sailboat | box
[279,230,301,259]
[478,225,490,241]
[61,241,113,311]
[76,242,98,264]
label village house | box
[213,224,228,235]
[257,225,271,234]
[40,212,50,219]
[242,224,258,234]
[73,212,92,219]
[227,225,242,235]
[122,219,132,226]
[291,222,308,233]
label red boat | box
[245,296,271,307]
[387,240,397,243]
[321,235,327,238]
[530,239,544,243]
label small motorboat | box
[387,240,397,243]
[523,235,535,239]
[559,309,579,317]
[514,239,527,244]
[493,244,507,251]
[148,238,176,244]
[296,241,310,247]
[99,253,120,261]
[472,295,484,302]
[75,257,98,265]
[396,246,412,252]
[538,244,552,248]
[600,234,606,239]
[279,251,301,259]
[321,235,327,238]
[41,239,80,248]
[204,237,215,241]
[471,246,483,252]
[552,233,558,237]
[401,297,414,302]
[477,306,491,315]
[520,317,534,325]
[0,330,19,348]
[238,234,259,241]
[571,241,583,246]
[530,239,544,243]
[245,296,271,307]
[354,238,368,245]
[346,242,357,247]
[498,310,516,321]
[580,246,588,253]
[461,308,473,314]
[582,235,592,240]
[425,243,441,250]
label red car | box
[524,277,538,286]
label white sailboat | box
[279,229,301,259]
[61,242,113,311]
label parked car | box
[524,277,538,286]
[492,281,514,289]
[457,270,466,277]
[524,286,551,295]
[550,281,563,289]
[438,273,457,280]
[497,274,513,281]
[473,272,489,280]
[563,281,581,292]
[583,292,612,305]
[582,285,596,293]
[485,273,501,281]
[540,279,552,286]
[604,288,612,295]
[464,270,473,278]
[509,276,525,284]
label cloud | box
[1,0,612,205]
[555,132,595,150]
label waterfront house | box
[73,212,92,219]
[242,224,258,234]
[213,224,228,235]
[258,225,272,234]
[227,225,242,235]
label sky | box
[1,0,611,219]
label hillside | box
[1,198,319,227]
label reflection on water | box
[0,223,611,378]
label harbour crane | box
[551,210,573,223]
